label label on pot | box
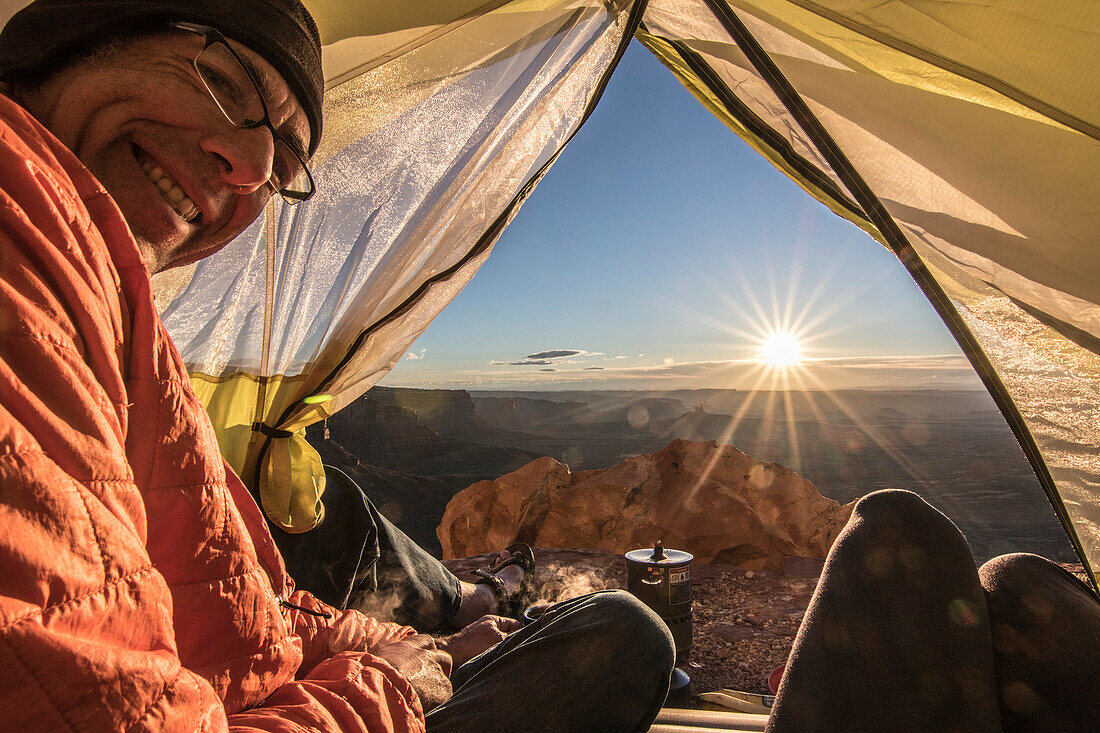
[669,567,691,605]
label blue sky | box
[383,41,979,392]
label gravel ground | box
[443,549,1088,707]
[686,563,816,697]
[443,548,820,703]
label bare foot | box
[452,550,526,628]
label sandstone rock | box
[437,439,854,570]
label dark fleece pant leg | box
[273,465,377,610]
[425,590,675,733]
[979,553,1100,732]
[767,489,1002,733]
[276,466,461,631]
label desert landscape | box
[309,386,1076,563]
[307,386,1080,697]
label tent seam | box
[652,31,869,226]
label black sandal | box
[471,542,536,620]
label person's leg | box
[980,553,1100,732]
[425,590,675,733]
[272,465,378,610]
[767,489,1003,733]
[276,466,463,630]
[278,466,527,630]
[355,475,464,630]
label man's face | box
[30,30,310,274]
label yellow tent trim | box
[191,371,327,533]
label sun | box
[760,331,804,367]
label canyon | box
[309,386,1074,563]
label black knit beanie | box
[0,0,324,155]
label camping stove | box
[626,542,693,698]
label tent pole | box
[699,0,1097,592]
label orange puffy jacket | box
[0,93,426,732]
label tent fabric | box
[151,0,643,531]
[636,0,1100,579]
[162,0,1100,575]
[3,0,1092,575]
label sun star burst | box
[761,331,803,367]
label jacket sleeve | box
[227,652,426,733]
[0,99,425,733]
[0,122,231,731]
[219,585,428,731]
[217,573,425,730]
[220,592,426,732]
[281,589,420,676]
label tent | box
[3,1,1094,585]
[153,0,1099,588]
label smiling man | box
[0,1,673,731]
[3,7,317,274]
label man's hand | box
[373,634,453,711]
[437,615,522,668]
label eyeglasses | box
[171,22,314,204]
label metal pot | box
[522,602,551,625]
[625,541,693,666]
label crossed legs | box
[276,468,676,731]
[768,489,1100,733]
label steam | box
[525,561,618,607]
[348,565,450,630]
[348,564,617,629]
[343,556,624,631]
[349,586,408,625]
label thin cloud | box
[405,349,426,360]
[494,348,603,367]
[527,349,582,360]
